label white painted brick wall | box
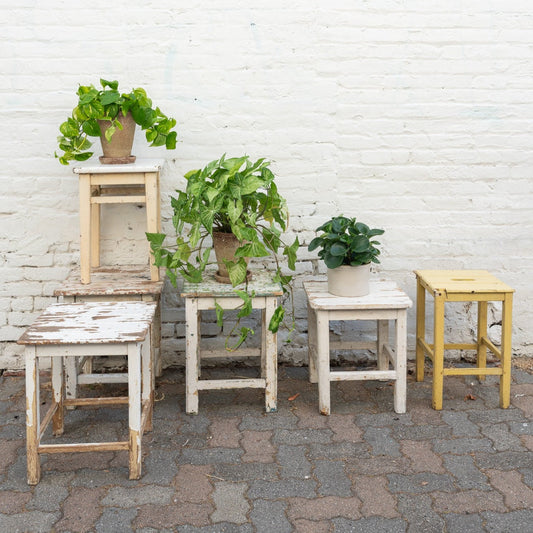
[1,1,532,370]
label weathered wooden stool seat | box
[54,266,163,400]
[415,269,514,410]
[18,301,157,484]
[304,279,412,415]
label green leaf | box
[146,232,166,248]
[100,79,119,90]
[351,235,370,253]
[240,176,264,195]
[284,237,300,270]
[100,90,121,105]
[324,254,344,269]
[268,306,285,333]
[226,258,248,286]
[82,119,101,137]
[215,302,224,327]
[308,237,322,252]
[234,289,254,319]
[330,242,347,256]
[235,241,269,258]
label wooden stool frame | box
[305,280,412,416]
[73,159,163,284]
[18,302,156,484]
[415,270,514,410]
[181,271,282,415]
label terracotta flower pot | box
[212,232,251,284]
[98,111,136,164]
[327,263,371,297]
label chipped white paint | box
[183,274,281,414]
[20,301,156,484]
[304,280,412,415]
[18,301,156,345]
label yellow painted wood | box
[414,270,514,410]
[500,292,513,408]
[415,277,426,382]
[432,293,445,410]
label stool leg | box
[308,306,318,384]
[394,311,407,414]
[51,357,64,436]
[128,342,142,480]
[377,320,389,371]
[79,174,92,284]
[316,310,331,416]
[185,298,199,415]
[500,293,513,409]
[432,293,445,410]
[64,356,78,401]
[141,333,153,432]
[145,171,161,282]
[90,200,100,268]
[477,301,488,382]
[25,346,41,485]
[264,297,278,413]
[415,279,426,382]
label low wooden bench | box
[18,301,156,484]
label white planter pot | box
[327,264,371,297]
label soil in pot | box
[98,111,136,164]
[212,232,251,284]
[327,263,370,297]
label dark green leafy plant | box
[56,78,177,165]
[308,215,384,269]
[147,154,299,350]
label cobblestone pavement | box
[1,364,532,532]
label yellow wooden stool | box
[414,270,514,410]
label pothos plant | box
[308,215,384,268]
[147,154,300,350]
[55,78,177,165]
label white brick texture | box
[1,1,532,370]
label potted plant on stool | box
[55,79,177,165]
[308,215,384,297]
[147,154,300,347]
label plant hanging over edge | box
[147,154,299,350]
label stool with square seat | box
[18,301,157,484]
[414,270,514,410]
[304,279,412,415]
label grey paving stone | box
[250,499,292,533]
[141,447,180,484]
[309,441,369,461]
[240,413,298,431]
[444,513,486,533]
[520,467,533,489]
[0,511,59,533]
[95,507,137,533]
[332,516,407,532]
[314,460,352,497]
[442,454,490,490]
[397,493,445,533]
[102,485,174,507]
[432,437,495,454]
[211,481,249,524]
[26,473,72,511]
[364,426,401,456]
[356,412,414,428]
[214,463,279,482]
[273,428,333,445]
[277,444,312,479]
[467,407,527,424]
[387,473,455,494]
[247,478,317,499]
[393,425,453,441]
[479,422,525,452]
[474,450,533,470]
[179,447,243,465]
[483,509,533,532]
[178,525,253,533]
[442,411,482,437]
[509,420,533,435]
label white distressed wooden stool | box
[73,159,163,284]
[181,271,282,415]
[304,279,412,415]
[18,301,157,484]
[54,266,164,401]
